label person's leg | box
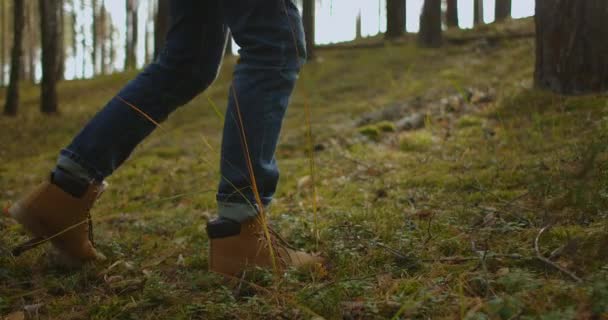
[206,0,323,277]
[216,0,307,222]
[58,0,229,182]
[8,0,229,263]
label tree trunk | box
[4,0,24,116]
[109,24,115,73]
[446,0,459,28]
[302,0,315,59]
[154,0,169,59]
[386,0,406,39]
[535,0,608,94]
[495,0,511,21]
[144,2,150,63]
[57,0,64,80]
[473,0,484,26]
[71,1,77,77]
[418,0,442,48]
[91,0,98,75]
[355,9,362,40]
[0,0,5,87]
[125,0,138,70]
[39,0,59,114]
[99,0,106,74]
[23,0,35,83]
[80,0,86,78]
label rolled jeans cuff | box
[58,150,104,182]
[217,201,264,223]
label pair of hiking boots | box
[4,171,323,276]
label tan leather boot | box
[207,217,324,277]
[6,178,106,265]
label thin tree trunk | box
[495,0,511,21]
[154,0,169,59]
[474,0,484,26]
[39,0,59,114]
[80,0,86,78]
[418,0,442,48]
[132,2,138,66]
[302,0,315,59]
[23,0,33,82]
[57,0,64,80]
[125,0,138,70]
[4,0,24,116]
[535,0,608,94]
[386,0,406,39]
[446,0,459,28]
[109,25,115,73]
[71,1,77,78]
[0,0,5,87]
[91,0,97,75]
[99,0,106,74]
[144,0,153,63]
[355,9,362,40]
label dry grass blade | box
[230,86,279,274]
[116,95,166,132]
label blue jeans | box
[58,0,306,222]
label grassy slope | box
[1,19,607,319]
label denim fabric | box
[59,0,306,221]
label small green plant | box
[359,125,382,140]
[457,115,483,128]
[377,121,397,132]
[400,131,434,152]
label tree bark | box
[473,0,484,26]
[39,0,60,114]
[145,1,151,63]
[302,0,315,59]
[125,0,138,70]
[109,23,115,73]
[446,0,459,28]
[418,0,442,48]
[57,0,64,80]
[99,0,106,74]
[386,0,406,39]
[535,0,608,94]
[355,9,362,40]
[91,0,98,75]
[495,0,511,21]
[154,0,169,60]
[0,0,5,87]
[4,0,24,116]
[80,0,86,78]
[24,0,36,83]
[71,1,77,77]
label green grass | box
[1,19,608,319]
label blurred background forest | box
[0,0,533,84]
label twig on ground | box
[375,242,409,260]
[534,225,582,283]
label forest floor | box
[1,18,608,320]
